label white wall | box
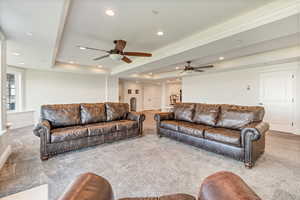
[25,69,109,121]
[120,80,182,111]
[106,75,119,102]
[7,111,34,129]
[121,81,144,111]
[182,62,300,134]
[165,82,181,106]
[297,65,300,134]
[183,69,258,105]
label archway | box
[130,97,137,111]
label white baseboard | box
[0,145,12,170]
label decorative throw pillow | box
[216,105,264,130]
[193,103,220,126]
[80,103,106,124]
[173,103,195,122]
[105,102,129,121]
[41,104,81,128]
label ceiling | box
[139,15,300,75]
[1,0,299,79]
[57,0,273,68]
[0,0,67,69]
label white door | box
[143,85,161,110]
[259,70,296,133]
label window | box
[6,70,22,112]
[6,73,16,111]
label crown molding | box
[111,0,300,75]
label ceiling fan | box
[180,61,214,73]
[78,40,152,64]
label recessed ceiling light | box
[97,65,103,68]
[105,9,115,16]
[12,52,20,56]
[26,32,33,36]
[175,66,180,70]
[79,46,87,50]
[19,62,25,65]
[219,56,224,60]
[157,31,164,36]
[69,61,74,64]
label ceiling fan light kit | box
[109,54,123,61]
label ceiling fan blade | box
[114,40,127,51]
[194,69,204,72]
[193,65,214,69]
[77,46,109,53]
[122,56,132,63]
[123,52,152,57]
[93,54,109,61]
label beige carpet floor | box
[0,111,300,200]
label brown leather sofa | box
[33,102,145,160]
[58,171,262,200]
[154,103,269,168]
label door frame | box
[259,64,297,134]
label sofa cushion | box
[193,104,220,126]
[216,105,265,130]
[41,104,81,128]
[105,103,129,121]
[116,120,138,130]
[160,120,179,131]
[173,103,195,122]
[178,121,210,138]
[80,103,106,124]
[85,122,117,137]
[50,126,88,143]
[204,128,241,146]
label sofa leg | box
[158,134,162,138]
[245,162,253,169]
[41,155,49,161]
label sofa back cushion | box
[80,103,106,124]
[193,104,220,126]
[173,103,195,122]
[105,102,129,121]
[41,104,81,128]
[216,105,265,130]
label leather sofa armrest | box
[241,122,269,168]
[198,171,261,200]
[127,112,145,122]
[241,122,269,146]
[33,120,51,137]
[154,112,174,122]
[59,172,114,200]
